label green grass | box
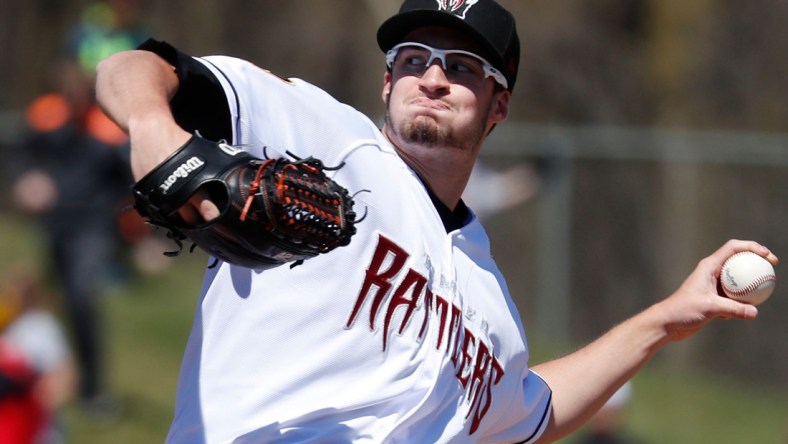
[0,211,203,442]
[529,345,788,444]
[2,211,787,443]
[61,260,203,443]
[625,369,788,444]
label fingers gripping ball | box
[720,252,777,306]
[132,133,358,269]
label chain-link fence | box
[477,122,788,388]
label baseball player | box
[95,0,778,442]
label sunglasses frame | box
[386,41,508,90]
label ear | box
[382,71,392,104]
[490,90,510,124]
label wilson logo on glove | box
[158,156,206,194]
[132,133,359,270]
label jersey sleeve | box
[137,39,233,143]
[196,56,383,166]
[137,39,383,167]
[485,369,553,443]
[514,370,553,443]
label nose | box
[419,62,450,92]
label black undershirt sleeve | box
[137,39,233,142]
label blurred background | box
[0,0,787,443]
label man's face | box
[381,26,510,161]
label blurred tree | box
[3,0,788,131]
[2,0,788,390]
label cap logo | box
[436,0,479,20]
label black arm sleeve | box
[137,39,233,142]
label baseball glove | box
[131,133,358,269]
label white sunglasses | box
[386,41,508,90]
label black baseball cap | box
[377,0,520,92]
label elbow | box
[96,50,137,80]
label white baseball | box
[720,251,776,306]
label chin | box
[402,118,443,146]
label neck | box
[383,127,475,211]
[416,166,467,211]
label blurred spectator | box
[463,160,541,220]
[577,381,643,444]
[7,0,149,421]
[0,267,76,444]
[67,0,148,77]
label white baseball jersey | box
[141,40,552,444]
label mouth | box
[409,97,450,112]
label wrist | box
[609,304,674,361]
[127,109,177,137]
[128,115,190,180]
[638,301,681,349]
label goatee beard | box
[385,107,446,147]
[383,99,488,151]
[405,119,442,146]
